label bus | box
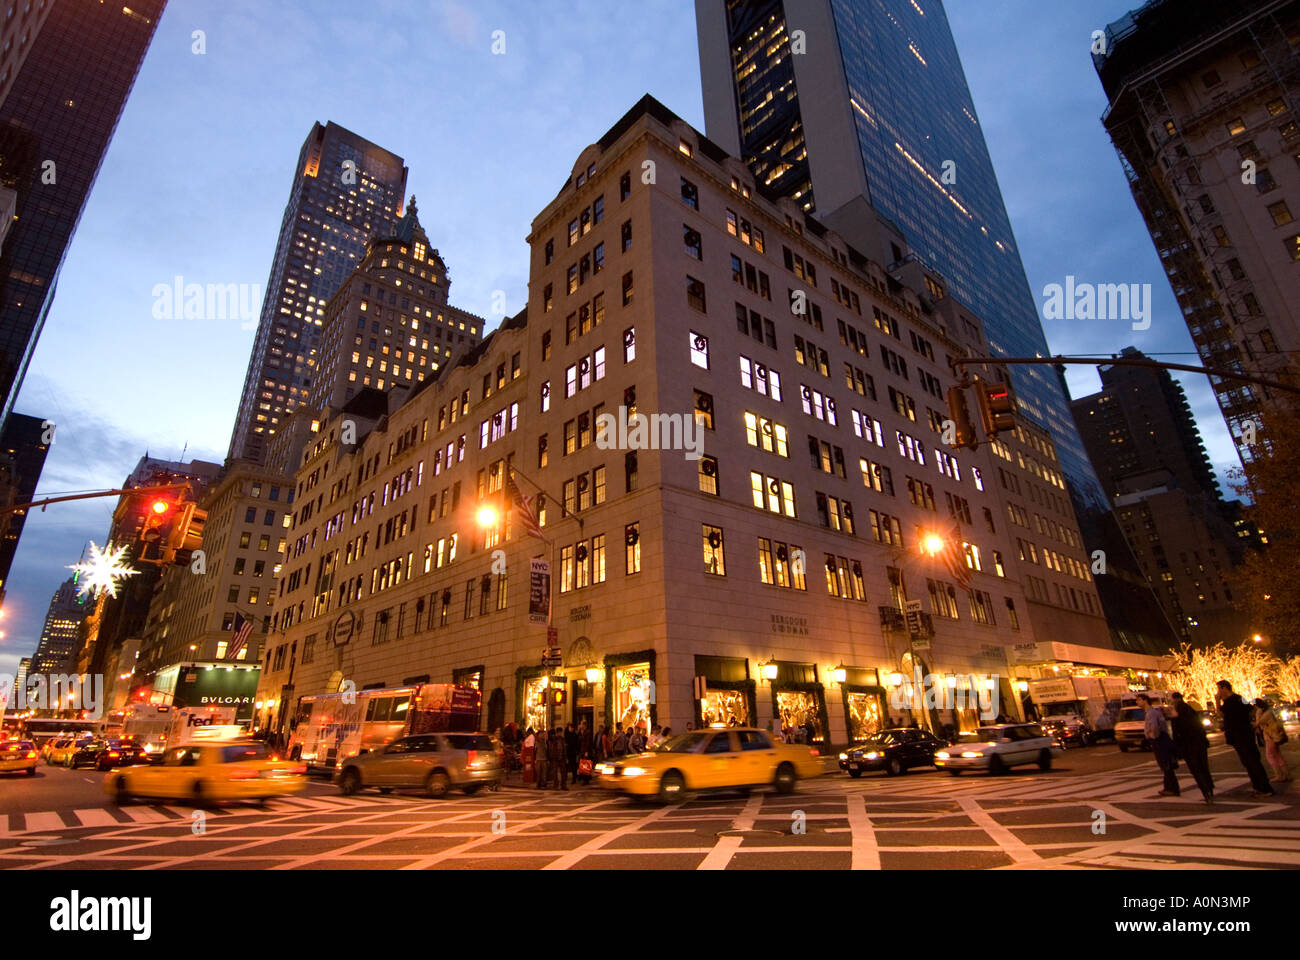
[289,683,481,775]
[7,717,103,747]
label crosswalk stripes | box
[0,789,413,838]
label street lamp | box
[475,504,499,529]
[759,660,778,683]
[831,664,847,685]
[585,667,602,685]
[922,533,945,556]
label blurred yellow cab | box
[104,739,305,804]
[595,727,823,802]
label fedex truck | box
[167,706,240,747]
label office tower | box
[696,0,1106,507]
[0,0,167,430]
[1073,348,1250,644]
[1095,0,1300,462]
[32,576,89,674]
[257,96,1164,746]
[228,122,408,466]
[0,411,48,607]
[313,196,484,411]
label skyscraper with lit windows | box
[695,0,1106,508]
[228,122,408,466]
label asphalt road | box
[2,734,1297,869]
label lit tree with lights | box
[1272,658,1300,704]
[1167,642,1280,706]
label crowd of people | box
[496,720,674,790]
[1140,680,1291,803]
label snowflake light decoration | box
[68,541,139,599]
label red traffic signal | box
[975,379,1017,438]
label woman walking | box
[1253,698,1291,783]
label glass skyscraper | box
[697,0,1107,508]
[0,0,167,431]
[228,122,407,467]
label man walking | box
[1170,692,1214,804]
[1217,680,1274,797]
[535,728,550,790]
[548,724,568,790]
[1138,694,1179,797]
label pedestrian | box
[535,727,550,790]
[565,722,579,780]
[548,724,568,790]
[660,726,671,740]
[1170,692,1214,804]
[803,718,816,745]
[628,725,646,754]
[1252,698,1291,783]
[647,725,661,750]
[1137,693,1179,797]
[612,724,628,757]
[1217,680,1274,797]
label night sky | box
[0,0,1233,674]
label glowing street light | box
[476,504,499,528]
[922,533,945,556]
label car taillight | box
[25,751,36,759]
[466,749,478,767]
[809,748,819,757]
[108,751,119,758]
[227,768,259,780]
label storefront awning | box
[1006,640,1170,673]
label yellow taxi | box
[595,727,824,802]
[104,739,306,805]
[44,737,87,766]
[0,740,38,776]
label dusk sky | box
[0,0,1233,673]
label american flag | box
[228,612,253,660]
[939,523,972,591]
[507,473,545,540]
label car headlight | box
[960,751,985,758]
[1202,718,1211,727]
[838,752,848,761]
[864,751,880,760]
[595,763,614,775]
[935,751,950,760]
[622,767,647,777]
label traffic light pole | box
[2,482,193,514]
[950,354,1300,396]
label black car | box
[68,739,146,770]
[838,728,948,777]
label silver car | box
[336,732,500,797]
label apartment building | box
[1096,0,1300,459]
[257,97,1142,748]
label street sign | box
[905,600,924,636]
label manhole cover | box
[19,835,76,847]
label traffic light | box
[944,385,979,450]
[551,688,567,706]
[163,502,207,566]
[975,378,1017,439]
[138,497,174,561]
